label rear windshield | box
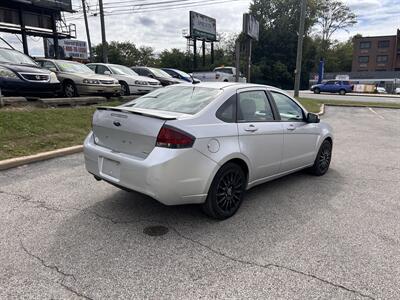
[124,86,222,115]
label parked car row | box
[0,47,206,98]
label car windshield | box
[56,61,93,73]
[124,86,222,114]
[148,67,172,78]
[0,48,37,66]
[171,69,191,78]
[109,64,139,76]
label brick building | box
[352,29,400,72]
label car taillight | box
[156,125,195,149]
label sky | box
[1,0,399,57]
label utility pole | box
[98,0,108,63]
[294,0,307,98]
[235,39,240,82]
[82,0,93,61]
[247,38,252,83]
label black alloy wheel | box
[309,140,332,176]
[202,163,246,219]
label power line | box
[100,0,205,9]
[101,0,246,16]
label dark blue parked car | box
[0,48,60,96]
[311,80,353,95]
[161,68,201,83]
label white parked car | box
[192,67,246,83]
[84,82,333,219]
[87,63,162,95]
[395,87,400,94]
[375,86,387,94]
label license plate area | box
[100,157,121,180]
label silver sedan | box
[84,82,333,219]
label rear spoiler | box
[97,106,177,120]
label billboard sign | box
[190,11,216,41]
[45,39,88,60]
[9,0,73,12]
[243,13,259,41]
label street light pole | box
[98,0,108,63]
[294,0,307,98]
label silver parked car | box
[84,82,333,219]
[37,59,121,97]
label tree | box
[159,48,189,71]
[315,0,357,57]
[92,41,156,66]
[249,0,320,88]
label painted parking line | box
[368,107,385,120]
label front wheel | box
[202,163,246,220]
[314,88,320,94]
[120,81,130,96]
[63,81,78,97]
[309,140,332,176]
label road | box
[1,106,400,299]
[287,90,400,104]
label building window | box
[378,40,390,48]
[376,55,388,63]
[358,56,369,63]
[360,41,371,49]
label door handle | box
[244,125,258,132]
[287,124,296,131]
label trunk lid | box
[92,107,178,159]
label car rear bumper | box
[83,132,217,205]
[76,84,121,95]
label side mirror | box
[104,70,111,75]
[307,112,320,123]
[49,67,57,73]
[148,74,155,78]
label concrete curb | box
[317,104,325,116]
[323,103,400,110]
[0,145,83,171]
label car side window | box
[97,65,110,74]
[87,65,96,72]
[326,81,334,85]
[42,61,56,70]
[238,91,274,123]
[271,92,304,122]
[216,95,237,123]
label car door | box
[270,91,319,172]
[237,89,284,181]
[322,81,334,92]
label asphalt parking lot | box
[1,106,399,299]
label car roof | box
[37,58,81,64]
[191,82,276,90]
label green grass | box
[0,101,123,161]
[298,98,400,113]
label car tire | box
[63,81,78,98]
[314,88,320,94]
[120,81,130,96]
[309,139,332,176]
[202,163,246,220]
[339,89,346,95]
